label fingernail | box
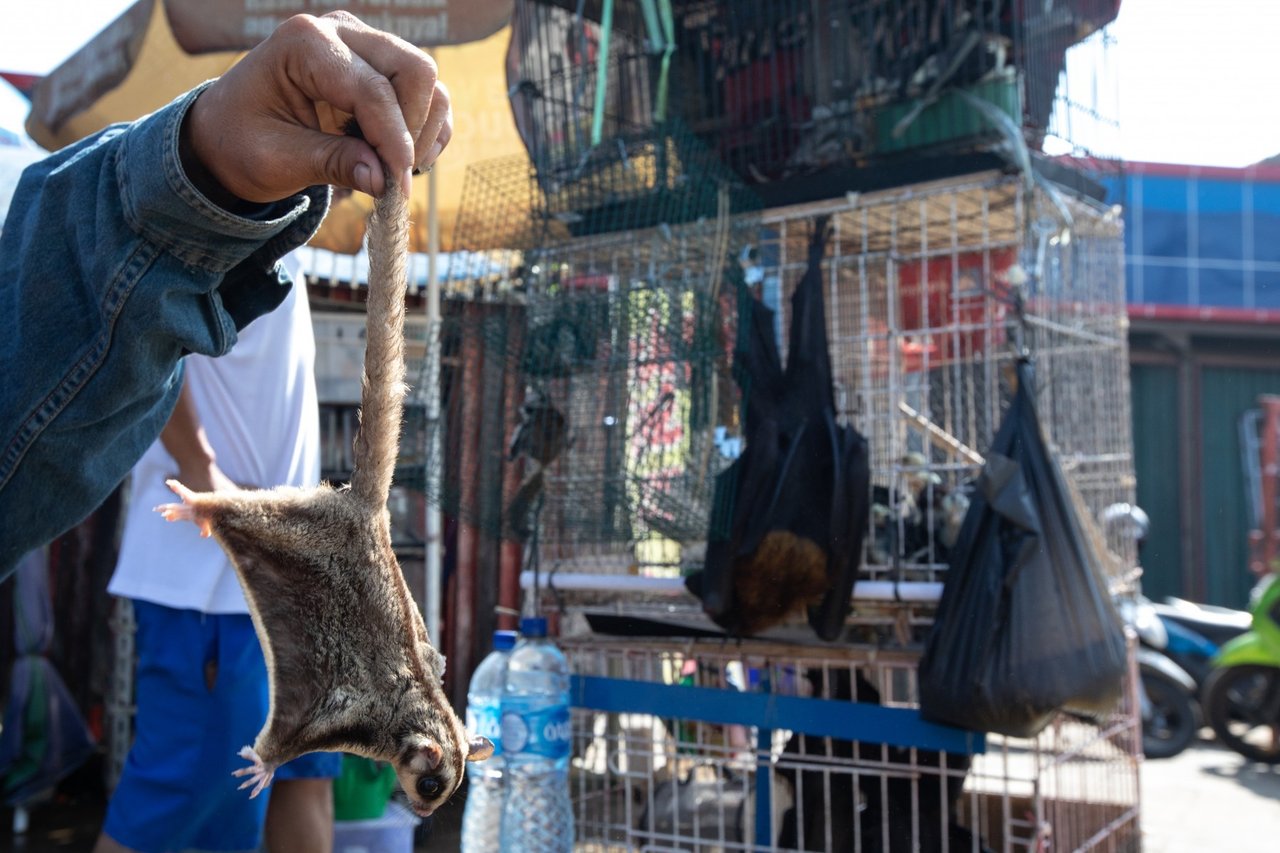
[354,162,374,195]
[402,168,414,196]
[424,140,444,168]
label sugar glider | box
[158,183,493,817]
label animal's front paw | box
[232,745,275,798]
[155,480,213,538]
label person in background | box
[0,11,452,578]
[93,248,341,853]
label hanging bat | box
[690,217,871,640]
[156,182,492,817]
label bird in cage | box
[506,387,569,467]
[504,387,570,541]
[872,454,978,569]
[938,485,972,549]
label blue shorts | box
[103,600,343,853]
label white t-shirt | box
[108,255,320,614]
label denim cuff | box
[117,81,329,273]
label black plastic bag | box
[917,360,1127,737]
[686,219,871,640]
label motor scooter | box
[1152,597,1251,687]
[1122,595,1200,759]
[1104,504,1202,758]
[1201,573,1280,764]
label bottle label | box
[466,701,504,757]
[501,699,572,760]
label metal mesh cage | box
[484,171,1135,624]
[514,168,1141,851]
[760,174,1134,587]
[432,19,1141,845]
[425,165,761,557]
[565,638,1142,852]
[453,121,764,249]
[507,0,1123,190]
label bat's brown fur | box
[157,185,491,817]
[731,530,830,635]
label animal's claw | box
[232,745,274,799]
[155,480,213,537]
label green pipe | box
[639,0,661,48]
[655,0,675,122]
[590,0,615,146]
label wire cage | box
[565,637,1142,852]
[471,168,1142,851]
[432,34,1137,839]
[446,169,1136,600]
[755,173,1135,588]
[506,0,1123,195]
[426,191,760,561]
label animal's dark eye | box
[416,776,444,799]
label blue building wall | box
[1115,163,1280,604]
[1111,166,1280,311]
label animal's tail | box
[350,183,410,507]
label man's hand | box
[173,458,239,496]
[182,11,452,203]
[159,378,244,495]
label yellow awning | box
[25,0,529,253]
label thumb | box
[301,128,387,197]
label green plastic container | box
[333,754,398,821]
[873,76,1021,156]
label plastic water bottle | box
[461,629,518,853]
[499,617,574,853]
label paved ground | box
[2,735,1276,851]
[1140,734,1280,853]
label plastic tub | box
[333,755,398,821]
[333,800,421,853]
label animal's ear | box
[407,739,443,772]
[466,736,495,762]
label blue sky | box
[1,0,1277,166]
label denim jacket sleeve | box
[0,84,329,577]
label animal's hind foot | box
[232,745,275,799]
[155,479,213,537]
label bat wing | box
[808,418,871,641]
[688,276,787,628]
[692,421,780,625]
[779,216,834,421]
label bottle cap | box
[493,630,518,651]
[519,616,549,638]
